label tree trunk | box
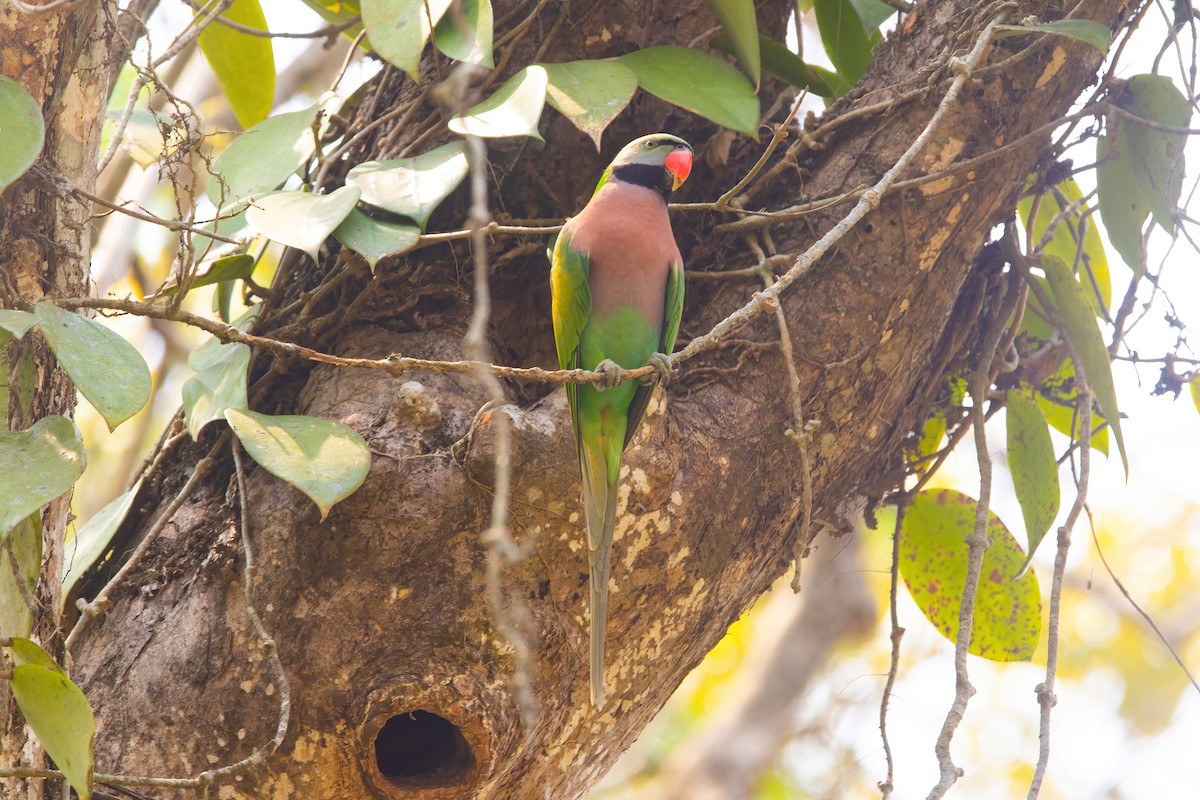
[15,0,1139,797]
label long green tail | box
[581,438,619,709]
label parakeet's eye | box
[643,139,656,149]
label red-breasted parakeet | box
[550,133,692,708]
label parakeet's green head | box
[593,133,693,197]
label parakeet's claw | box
[594,359,624,390]
[641,352,675,386]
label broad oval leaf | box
[246,186,361,261]
[333,208,421,270]
[707,0,760,88]
[1116,74,1191,234]
[361,0,454,79]
[183,340,251,439]
[61,481,142,611]
[0,515,41,638]
[0,75,45,194]
[346,141,469,229]
[34,302,151,430]
[197,0,276,129]
[900,489,1042,661]
[449,65,548,140]
[1042,254,1127,475]
[225,409,371,520]
[208,104,320,205]
[434,0,494,68]
[618,47,760,137]
[0,417,85,537]
[1019,176,1111,315]
[1096,122,1146,271]
[0,309,37,338]
[813,0,873,84]
[10,664,95,800]
[1006,387,1060,570]
[713,34,840,98]
[541,60,638,149]
[993,20,1112,55]
[1033,358,1110,456]
[8,637,65,673]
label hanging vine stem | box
[926,262,1022,800]
[878,496,906,799]
[462,133,537,729]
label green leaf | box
[0,75,45,194]
[1042,254,1127,475]
[541,60,638,149]
[993,20,1112,55]
[707,0,761,88]
[61,481,142,611]
[7,637,65,673]
[333,208,421,270]
[1006,388,1060,570]
[1031,356,1110,456]
[197,0,276,129]
[731,35,840,97]
[183,342,251,439]
[1116,74,1191,234]
[33,302,151,431]
[1096,121,1147,271]
[1019,176,1111,315]
[208,104,320,205]
[246,186,361,261]
[448,65,548,140]
[1191,378,1200,416]
[361,0,454,79]
[899,489,1042,661]
[189,254,257,291]
[0,309,37,338]
[0,416,84,536]
[849,0,897,34]
[0,515,41,639]
[346,141,469,229]
[434,0,494,68]
[225,409,371,520]
[813,0,873,84]
[618,47,760,137]
[10,664,95,800]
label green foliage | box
[333,209,422,270]
[712,33,841,97]
[34,302,151,430]
[208,103,321,206]
[0,75,45,194]
[900,489,1042,661]
[813,0,873,85]
[448,66,548,140]
[1005,387,1060,571]
[186,254,257,292]
[0,309,37,338]
[7,637,64,672]
[1042,254,1127,475]
[1097,74,1191,270]
[541,60,639,149]
[8,663,95,800]
[225,409,371,520]
[1191,378,1200,415]
[0,515,41,638]
[618,47,760,137]
[0,416,85,536]
[1019,176,1111,315]
[345,141,470,229]
[361,0,454,79]
[993,20,1112,55]
[707,0,761,88]
[434,0,494,68]
[1034,358,1110,456]
[183,340,251,439]
[849,0,896,37]
[245,186,361,261]
[197,0,275,129]
[60,481,142,612]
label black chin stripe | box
[612,163,672,197]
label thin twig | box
[878,497,906,799]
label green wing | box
[623,260,685,448]
[550,228,591,460]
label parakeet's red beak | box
[665,147,692,191]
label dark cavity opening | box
[374,710,474,789]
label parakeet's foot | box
[594,359,624,390]
[641,352,675,386]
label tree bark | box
[20,0,1140,797]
